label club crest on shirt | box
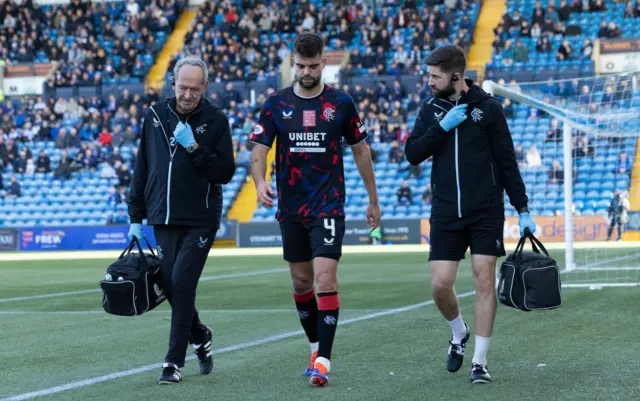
[195,124,207,136]
[471,108,483,122]
[253,124,265,135]
[321,103,336,122]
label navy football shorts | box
[428,212,506,261]
[279,217,346,263]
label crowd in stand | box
[2,0,639,224]
[1,0,184,87]
[491,0,640,64]
[169,0,478,83]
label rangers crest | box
[471,108,483,122]
[321,103,336,122]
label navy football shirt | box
[250,84,368,222]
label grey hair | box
[173,56,209,84]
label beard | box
[432,82,456,99]
[297,75,321,90]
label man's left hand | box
[174,122,196,148]
[366,203,381,229]
[518,212,537,237]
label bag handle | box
[119,237,157,260]
[514,228,550,257]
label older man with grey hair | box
[127,55,236,384]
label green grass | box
[0,251,639,401]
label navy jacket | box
[128,97,235,228]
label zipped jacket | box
[128,97,236,228]
[405,80,528,221]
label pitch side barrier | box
[0,214,638,252]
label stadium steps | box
[616,140,640,240]
[228,146,276,222]
[466,0,506,81]
[145,10,198,90]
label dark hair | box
[425,45,467,74]
[293,33,325,58]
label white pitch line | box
[0,268,289,304]
[0,291,476,401]
[0,308,389,315]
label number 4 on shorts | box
[323,218,336,244]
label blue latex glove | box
[518,212,536,237]
[128,223,144,241]
[174,122,196,148]
[439,104,468,132]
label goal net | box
[483,71,640,288]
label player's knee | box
[289,262,314,293]
[431,277,454,296]
[292,277,313,293]
[472,270,495,294]
[314,270,337,293]
[313,257,338,293]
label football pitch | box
[0,249,639,401]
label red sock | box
[294,288,318,344]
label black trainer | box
[446,323,470,372]
[157,363,182,385]
[193,326,213,375]
[470,363,491,384]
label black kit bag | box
[497,231,562,312]
[100,237,167,316]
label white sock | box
[310,342,319,354]
[472,336,491,366]
[447,315,467,344]
[315,356,331,372]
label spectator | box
[7,176,21,197]
[388,140,405,163]
[112,209,129,225]
[514,144,525,165]
[581,39,593,59]
[53,151,72,180]
[607,190,630,241]
[117,163,132,188]
[573,136,594,158]
[101,161,117,179]
[396,180,412,206]
[526,145,542,168]
[558,0,572,21]
[107,186,122,209]
[590,0,606,12]
[36,150,51,173]
[615,152,632,174]
[235,144,251,169]
[13,152,29,174]
[513,39,529,63]
[557,39,572,60]
[549,160,564,184]
[422,184,432,205]
[502,40,515,65]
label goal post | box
[482,72,640,288]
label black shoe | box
[470,363,491,384]
[446,323,470,373]
[157,363,182,385]
[193,326,213,375]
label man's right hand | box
[439,104,468,132]
[128,223,144,241]
[256,181,275,208]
